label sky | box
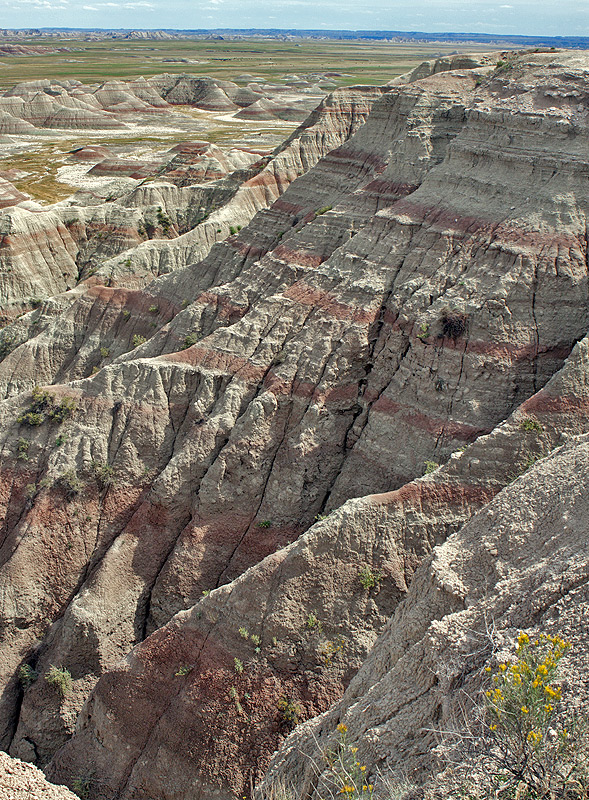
[0,0,585,38]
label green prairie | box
[0,37,497,88]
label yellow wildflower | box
[337,724,348,733]
[521,706,529,714]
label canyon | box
[0,47,587,800]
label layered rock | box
[0,48,589,800]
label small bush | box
[358,566,382,591]
[441,311,468,340]
[17,438,30,460]
[132,334,146,348]
[239,627,250,640]
[19,664,38,687]
[474,632,589,799]
[148,305,158,314]
[321,724,374,799]
[59,470,82,499]
[229,686,244,714]
[278,696,302,728]
[315,205,332,216]
[175,665,192,676]
[424,460,439,475]
[45,664,72,696]
[18,411,44,426]
[71,776,92,799]
[520,418,543,433]
[258,520,272,528]
[306,611,322,632]
[182,333,198,350]
[49,396,77,423]
[91,461,116,489]
[99,347,110,358]
[234,658,244,675]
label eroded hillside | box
[0,49,588,800]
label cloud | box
[82,4,98,8]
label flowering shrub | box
[481,632,588,798]
[322,724,374,799]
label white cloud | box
[82,4,98,8]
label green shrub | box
[520,418,543,433]
[59,470,82,499]
[45,664,72,696]
[49,396,77,422]
[315,205,332,216]
[358,566,382,591]
[17,438,30,460]
[99,347,110,358]
[182,333,198,350]
[258,520,272,528]
[71,776,92,799]
[91,460,116,489]
[19,664,38,687]
[424,460,439,475]
[234,658,244,674]
[18,411,44,426]
[132,334,146,348]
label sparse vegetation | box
[306,611,323,632]
[358,566,382,591]
[58,469,82,499]
[234,657,244,674]
[17,386,77,426]
[91,460,116,489]
[132,334,147,348]
[229,686,244,714]
[277,696,302,728]
[441,311,468,340]
[424,460,439,474]
[99,347,110,358]
[239,627,250,640]
[418,322,430,341]
[456,632,589,800]
[315,205,333,216]
[18,664,38,687]
[17,437,30,460]
[520,418,544,433]
[175,665,192,676]
[321,723,374,799]
[258,520,272,528]
[45,664,72,696]
[71,776,92,799]
[182,333,198,349]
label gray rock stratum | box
[0,48,588,800]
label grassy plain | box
[0,37,497,88]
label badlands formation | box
[0,48,588,799]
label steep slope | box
[261,431,589,796]
[0,49,588,800]
[43,328,589,799]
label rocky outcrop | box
[1,48,589,800]
[261,431,589,795]
[0,752,76,800]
